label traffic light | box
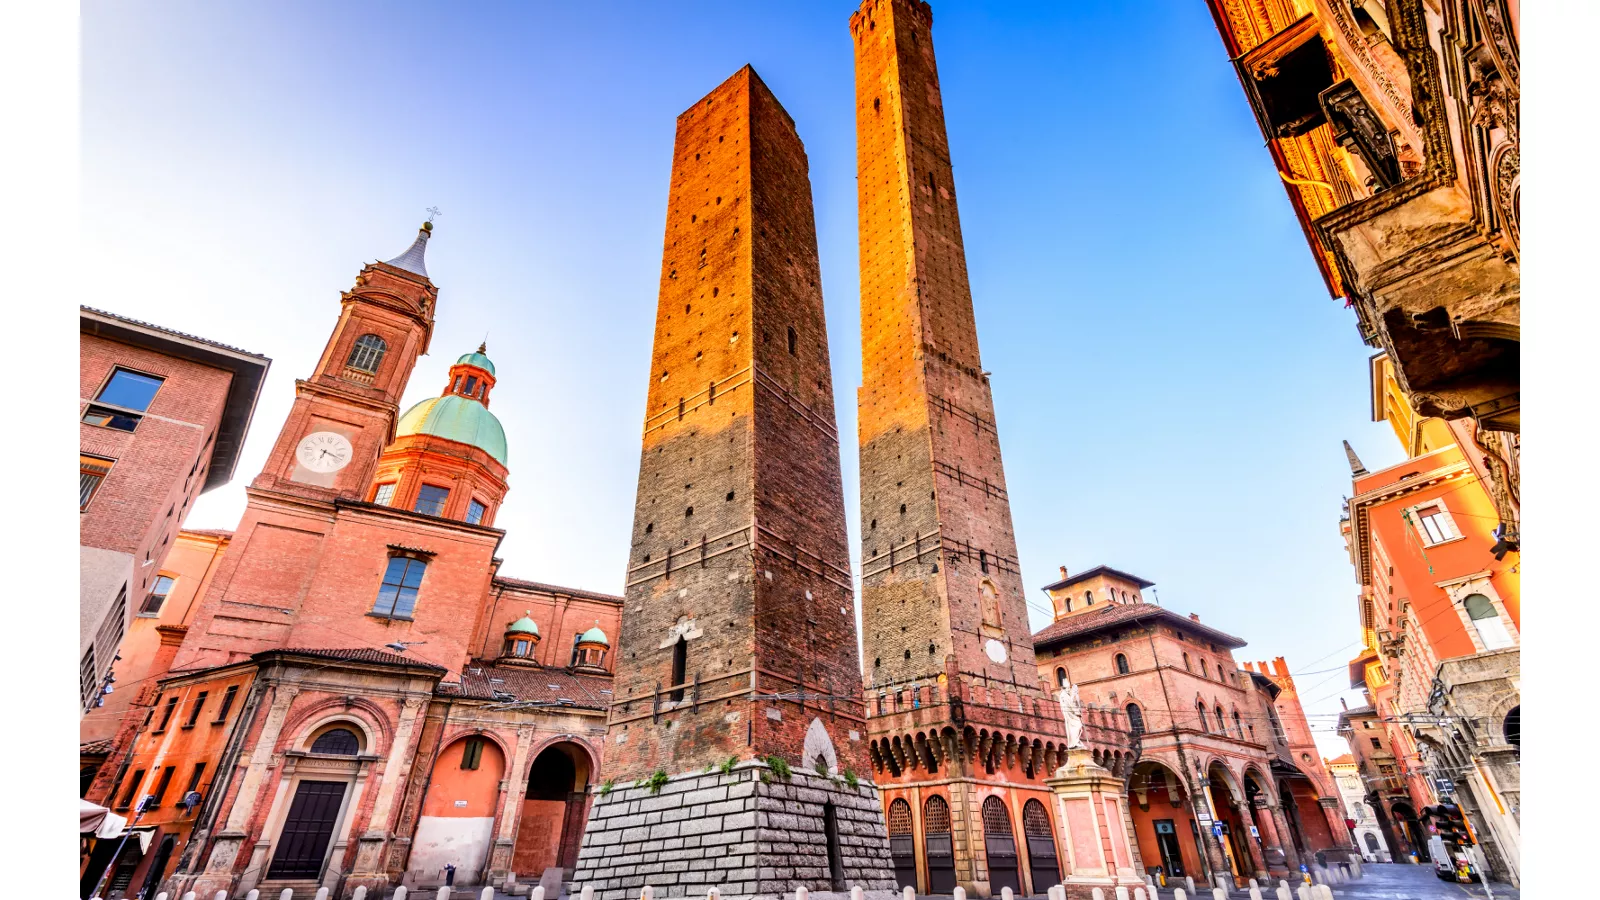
[1428,804,1473,845]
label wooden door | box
[1022,799,1060,891]
[887,799,918,890]
[267,780,347,880]
[982,796,1020,895]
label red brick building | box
[82,224,624,900]
[1033,567,1354,886]
[80,307,270,719]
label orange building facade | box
[81,224,624,900]
[1033,567,1354,886]
[1339,353,1520,884]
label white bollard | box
[1173,890,1186,900]
[1116,888,1130,900]
[439,888,450,900]
[483,890,495,900]
[903,887,915,900]
[316,889,330,900]
[156,894,169,900]
[1215,889,1228,900]
[1090,889,1105,900]
[395,889,408,900]
[183,893,197,900]
[852,888,865,900]
[641,888,653,900]
[797,888,811,900]
[708,890,721,900]
[1002,888,1013,900]
[1185,876,1196,894]
[217,892,229,900]
[351,889,366,900]
[278,891,291,900]
[1274,887,1292,900]
[1296,886,1311,900]
[1250,887,1263,900]
[533,888,547,900]
[953,888,966,900]
[1135,889,1148,900]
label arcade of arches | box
[513,743,593,877]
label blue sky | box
[83,1,1406,754]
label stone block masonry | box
[574,762,896,900]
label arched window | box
[924,795,952,833]
[1114,653,1130,675]
[1085,591,1094,606]
[787,326,798,355]
[1463,594,1514,649]
[1056,667,1068,688]
[1126,703,1145,735]
[346,334,387,374]
[669,637,688,702]
[1503,706,1519,756]
[1196,702,1209,732]
[1232,710,1244,738]
[1183,652,1192,671]
[1216,705,1227,733]
[1200,659,1209,678]
[310,727,360,755]
[888,798,914,835]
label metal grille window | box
[373,483,396,506]
[141,575,176,615]
[80,647,98,711]
[923,795,952,832]
[1115,653,1130,675]
[414,484,449,516]
[1126,703,1145,735]
[346,333,388,374]
[1022,799,1053,838]
[80,455,114,509]
[373,556,427,618]
[310,728,360,755]
[466,498,487,525]
[887,798,913,835]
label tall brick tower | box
[572,67,894,900]
[851,1,1067,896]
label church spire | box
[1343,440,1370,477]
[383,221,433,278]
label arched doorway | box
[1022,798,1060,891]
[923,795,957,893]
[1390,802,1425,862]
[135,834,177,900]
[982,796,1020,895]
[513,742,592,878]
[887,798,917,890]
[1127,762,1200,881]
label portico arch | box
[1127,759,1202,881]
[512,741,593,878]
[412,734,507,883]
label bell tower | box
[253,223,438,499]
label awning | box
[80,799,128,839]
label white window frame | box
[1404,498,1463,547]
[1439,574,1519,653]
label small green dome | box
[456,350,495,376]
[505,615,540,636]
[578,625,610,647]
[396,394,508,465]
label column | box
[1233,802,1268,879]
[1190,776,1231,884]
[351,694,427,882]
[1267,801,1303,874]
[488,725,537,882]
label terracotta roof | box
[439,660,613,710]
[1041,565,1156,592]
[493,576,623,605]
[1032,603,1247,649]
[80,738,114,756]
[257,647,446,673]
[1327,753,1355,766]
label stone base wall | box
[573,761,897,900]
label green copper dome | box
[578,625,610,647]
[456,350,495,376]
[505,615,540,636]
[396,394,508,465]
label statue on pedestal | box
[1058,681,1085,750]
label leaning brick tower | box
[571,66,895,900]
[851,0,1066,895]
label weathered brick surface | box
[602,66,870,783]
[574,763,895,900]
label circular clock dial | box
[984,638,1008,664]
[296,431,353,473]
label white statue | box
[1059,682,1085,749]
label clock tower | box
[253,222,438,499]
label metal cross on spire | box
[425,206,442,224]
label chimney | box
[1341,697,1349,710]
[1188,613,1200,622]
[1059,566,1069,580]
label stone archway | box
[512,742,593,878]
[1127,760,1202,882]
[413,734,507,884]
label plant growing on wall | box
[638,769,670,795]
[599,779,615,796]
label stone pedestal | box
[571,761,896,900]
[1047,749,1146,900]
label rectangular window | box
[83,368,166,432]
[373,482,397,506]
[466,499,487,525]
[570,632,584,667]
[183,691,209,728]
[414,484,449,516]
[461,737,485,771]
[80,455,114,510]
[116,769,145,811]
[372,556,428,618]
[1370,737,1382,749]
[80,647,98,711]
[1414,504,1454,544]
[154,695,179,733]
[150,765,177,808]
[185,762,208,798]
[212,685,238,724]
[141,575,176,616]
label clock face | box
[296,431,353,473]
[984,638,1008,664]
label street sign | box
[1212,823,1225,837]
[1436,778,1456,793]
[1249,826,1259,838]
